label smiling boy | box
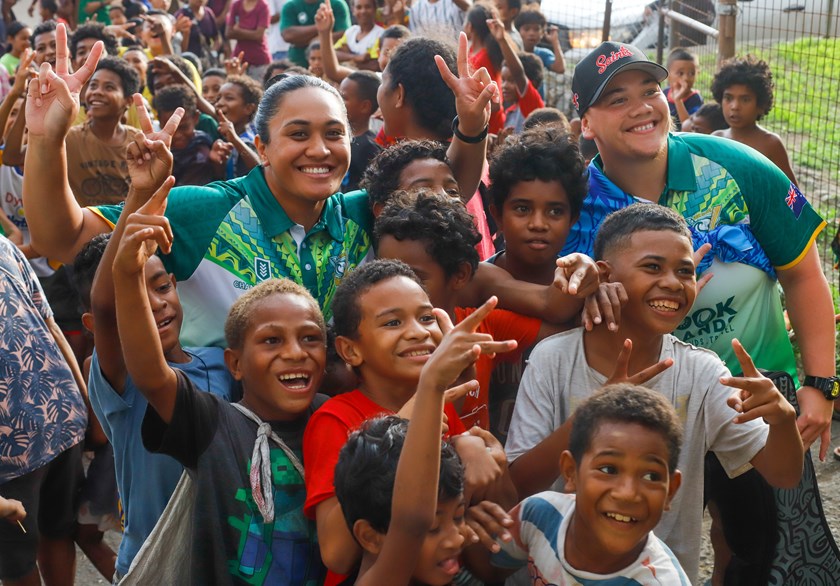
[487,385,688,583]
[66,57,142,205]
[506,204,803,582]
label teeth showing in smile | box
[606,512,635,523]
[649,300,679,311]
[403,350,431,357]
[301,167,330,174]
[631,122,655,132]
[157,318,173,328]
[278,373,310,389]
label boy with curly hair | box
[711,55,797,185]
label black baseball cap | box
[572,42,668,116]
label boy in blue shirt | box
[86,177,235,580]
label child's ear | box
[394,83,405,109]
[448,261,473,293]
[335,335,363,367]
[169,273,177,288]
[596,259,611,282]
[353,519,385,555]
[559,450,577,493]
[664,469,682,511]
[81,311,95,334]
[224,347,245,381]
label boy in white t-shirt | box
[471,384,689,584]
[504,204,804,583]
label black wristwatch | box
[803,375,840,400]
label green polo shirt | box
[92,167,373,347]
[662,134,825,377]
[280,0,350,67]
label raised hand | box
[605,338,673,386]
[423,296,517,392]
[554,253,599,297]
[210,139,234,165]
[113,176,175,277]
[723,339,796,427]
[126,94,183,196]
[465,501,513,553]
[434,32,498,139]
[315,0,335,34]
[216,109,236,142]
[581,282,628,331]
[11,49,36,97]
[224,51,248,76]
[485,18,506,42]
[26,23,104,140]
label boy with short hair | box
[113,182,329,583]
[340,70,381,191]
[514,6,565,76]
[663,48,702,128]
[304,259,515,583]
[711,55,797,185]
[153,85,231,185]
[505,204,804,582]
[681,102,727,134]
[334,297,516,586]
[66,56,142,206]
[472,384,689,583]
[83,185,235,579]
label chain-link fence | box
[540,0,840,286]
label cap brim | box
[589,61,669,110]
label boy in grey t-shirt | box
[505,204,804,583]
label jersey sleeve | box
[516,80,545,120]
[141,369,221,469]
[694,135,825,269]
[302,408,351,518]
[279,0,297,30]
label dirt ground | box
[72,421,840,585]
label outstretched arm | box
[358,298,516,585]
[436,32,498,203]
[22,23,112,263]
[113,178,180,423]
[315,1,354,83]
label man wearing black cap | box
[561,41,837,585]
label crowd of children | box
[0,0,837,585]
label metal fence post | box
[602,0,613,41]
[717,0,737,67]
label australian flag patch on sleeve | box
[785,183,807,219]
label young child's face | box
[601,229,696,335]
[398,158,460,200]
[161,109,198,150]
[518,23,542,52]
[11,27,31,55]
[410,496,467,585]
[4,97,23,137]
[496,179,574,268]
[110,8,128,25]
[227,293,326,420]
[308,48,324,78]
[343,276,442,388]
[668,58,696,91]
[681,113,712,134]
[85,68,128,120]
[124,50,149,88]
[202,74,225,105]
[377,37,403,71]
[720,83,762,129]
[33,30,56,67]
[560,421,680,574]
[376,239,459,312]
[339,78,371,128]
[495,0,516,25]
[145,256,184,356]
[353,0,375,27]
[216,82,255,128]
[501,66,518,106]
